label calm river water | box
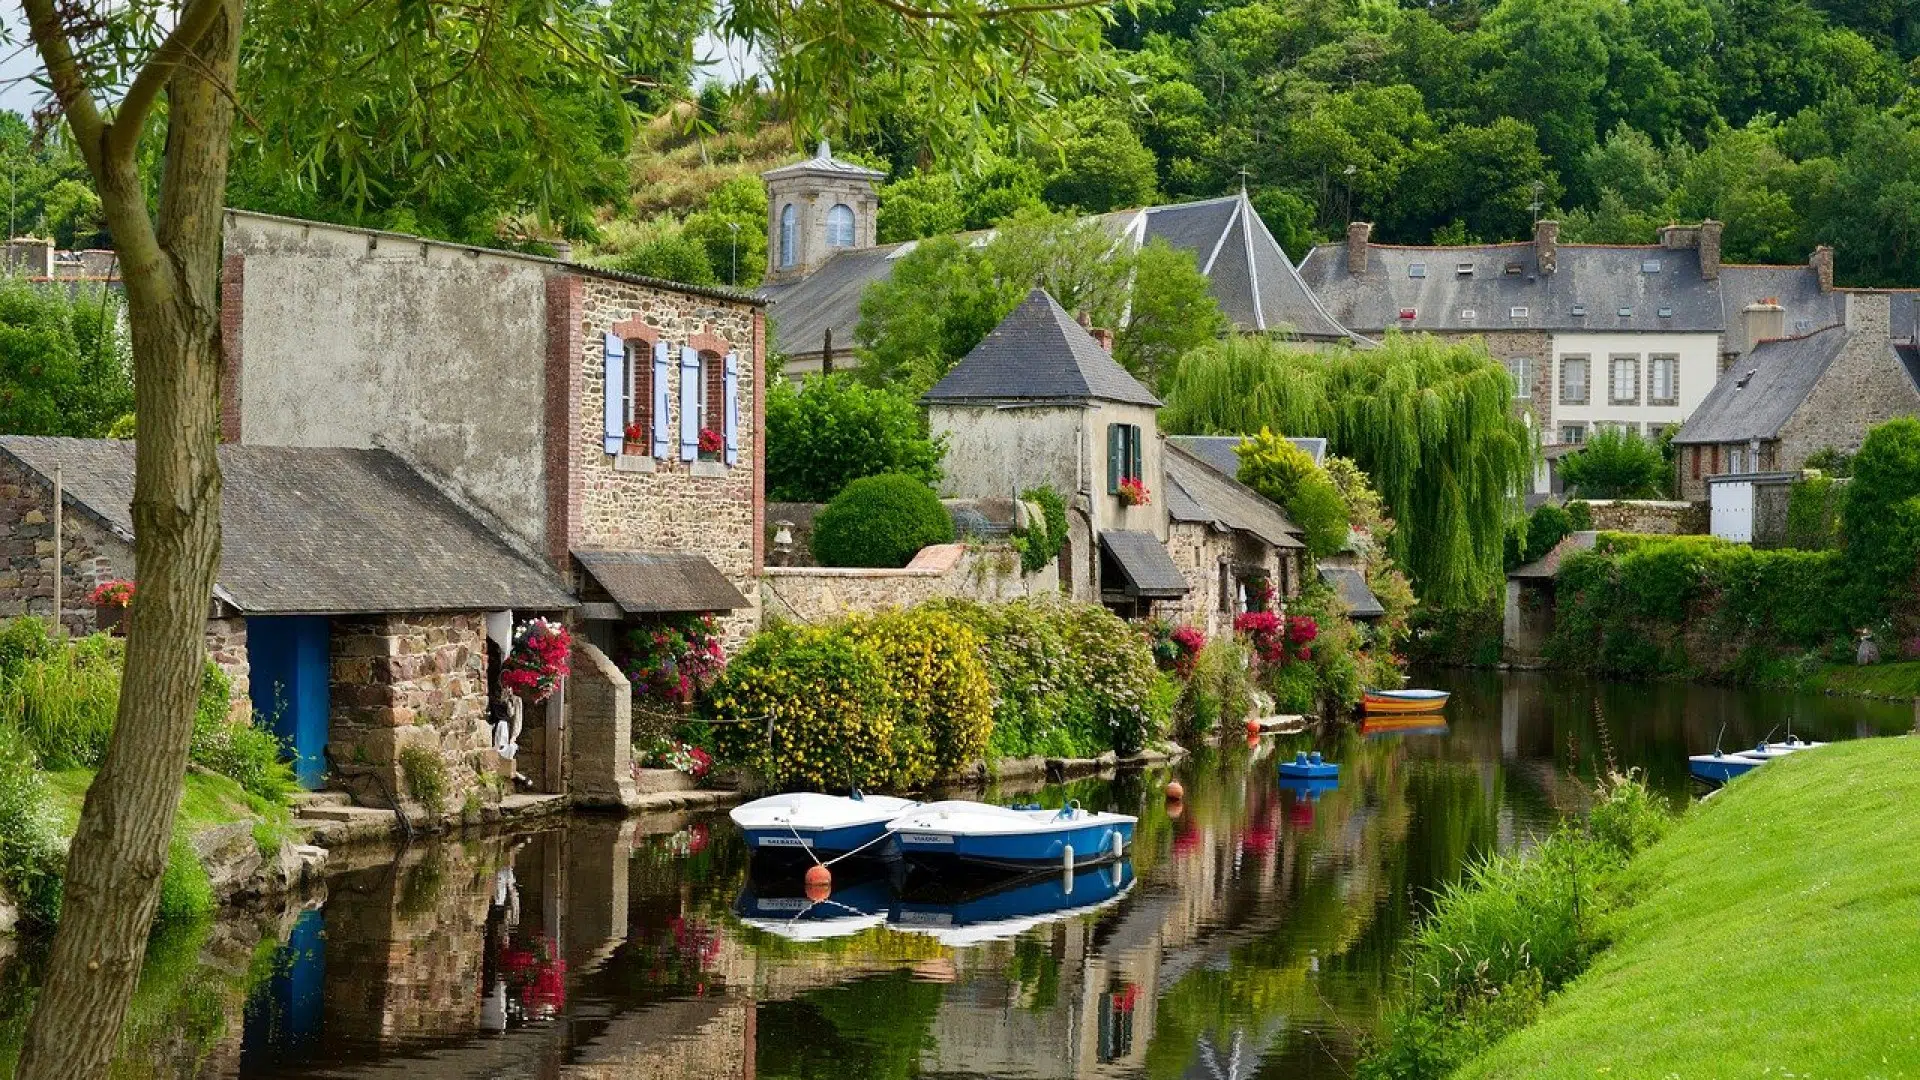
[1,671,1912,1078]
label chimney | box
[550,239,573,262]
[1533,220,1559,275]
[1844,291,1891,343]
[1346,221,1372,275]
[1698,219,1722,280]
[4,237,52,278]
[1744,298,1786,345]
[1658,223,1698,250]
[1810,245,1834,293]
[1090,327,1115,352]
[1076,310,1092,329]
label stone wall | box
[204,617,251,723]
[1473,329,1553,429]
[0,453,129,635]
[574,276,763,643]
[1777,293,1919,470]
[1163,522,1294,638]
[761,543,1058,622]
[328,612,498,816]
[1579,499,1707,536]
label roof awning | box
[1318,565,1385,619]
[1099,531,1190,599]
[573,549,748,614]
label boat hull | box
[895,820,1135,868]
[1688,754,1764,783]
[1362,690,1450,715]
[740,820,895,857]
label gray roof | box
[1673,326,1849,445]
[760,141,887,181]
[1299,241,1725,333]
[1098,530,1190,598]
[923,289,1161,406]
[0,438,574,614]
[1509,531,1599,580]
[1166,435,1324,478]
[1164,446,1303,549]
[1318,565,1384,619]
[761,191,1354,360]
[573,549,747,613]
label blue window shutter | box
[651,342,671,458]
[1107,424,1120,494]
[679,346,700,461]
[723,352,741,466]
[602,332,625,455]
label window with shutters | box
[698,351,725,459]
[623,341,652,439]
[826,204,856,247]
[1648,354,1678,406]
[1559,355,1589,406]
[1106,423,1144,492]
[1608,355,1639,405]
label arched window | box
[778,204,797,267]
[826,203,856,248]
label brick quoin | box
[752,309,766,573]
[544,273,584,569]
[609,317,660,345]
[686,323,731,357]
[219,252,245,442]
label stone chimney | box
[1658,223,1698,250]
[1698,219,1722,280]
[1845,291,1891,342]
[1744,299,1786,345]
[1346,221,1372,275]
[1533,220,1559,275]
[1090,327,1115,352]
[1810,245,1834,293]
[3,237,53,278]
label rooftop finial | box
[816,138,831,160]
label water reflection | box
[0,671,1909,1078]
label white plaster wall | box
[930,404,1084,504]
[1084,400,1169,541]
[227,213,552,554]
[1547,331,1720,441]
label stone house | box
[1673,291,1920,503]
[0,438,575,813]
[1298,221,1920,494]
[758,144,1356,378]
[925,289,1306,623]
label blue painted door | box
[247,616,331,789]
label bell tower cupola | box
[760,140,885,285]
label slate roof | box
[1318,565,1385,619]
[1099,530,1190,598]
[1299,241,1725,333]
[1164,444,1303,549]
[573,549,747,613]
[0,438,575,614]
[1508,530,1599,580]
[761,191,1355,360]
[923,289,1161,406]
[1672,325,1849,445]
[761,141,887,181]
[1166,435,1324,478]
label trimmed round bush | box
[811,473,955,568]
[847,609,993,776]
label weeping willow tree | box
[1162,334,1534,608]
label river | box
[0,671,1911,1077]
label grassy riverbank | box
[1460,737,1920,1077]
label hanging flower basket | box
[502,617,572,703]
[89,579,134,635]
[1117,477,1151,507]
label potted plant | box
[501,617,572,703]
[1118,477,1151,507]
[623,421,646,456]
[89,579,135,635]
[697,427,724,462]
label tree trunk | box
[16,1,241,1075]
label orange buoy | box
[804,862,832,902]
[1165,780,1185,802]
[1245,718,1263,736]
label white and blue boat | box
[1276,751,1338,780]
[730,792,918,858]
[1688,749,1766,783]
[887,800,1135,869]
[891,861,1135,946]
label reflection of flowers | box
[663,822,711,856]
[1111,983,1140,1013]
[500,933,567,1019]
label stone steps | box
[289,790,353,810]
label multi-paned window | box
[1559,423,1586,446]
[778,204,797,267]
[1107,423,1144,493]
[1648,354,1678,406]
[1559,356,1589,406]
[1609,355,1639,405]
[699,351,726,435]
[1506,357,1531,400]
[826,204,856,247]
[623,340,653,436]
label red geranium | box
[89,580,135,608]
[1117,477,1151,507]
[624,421,645,443]
[502,618,571,703]
[698,427,725,455]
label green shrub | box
[765,375,946,502]
[811,473,956,568]
[399,743,449,815]
[0,616,54,678]
[1840,418,1920,614]
[845,608,994,776]
[1236,428,1350,558]
[1407,604,1504,667]
[1179,638,1254,738]
[707,624,913,790]
[0,721,64,927]
[1784,474,1845,550]
[1565,500,1593,530]
[1586,769,1671,858]
[1557,426,1666,498]
[1267,661,1318,714]
[1523,503,1573,564]
[3,631,122,769]
[187,664,295,805]
[156,832,214,922]
[1012,485,1069,575]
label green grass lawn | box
[1813,660,1920,700]
[1460,737,1920,1079]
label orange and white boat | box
[1360,689,1450,715]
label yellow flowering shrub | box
[706,624,906,791]
[846,609,994,776]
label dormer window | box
[1510,306,1529,319]
[1658,307,1673,319]
[1641,259,1661,273]
[1618,307,1634,318]
[1408,263,1427,278]
[1571,304,1587,317]
[1455,262,1475,276]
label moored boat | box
[1688,750,1765,783]
[1276,750,1338,780]
[1362,688,1450,715]
[730,792,918,858]
[888,800,1135,869]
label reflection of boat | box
[1276,751,1338,779]
[1361,715,1450,739]
[733,874,895,941]
[730,792,917,857]
[1688,750,1764,783]
[888,800,1135,869]
[891,861,1135,946]
[1362,689,1450,714]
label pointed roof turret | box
[923,289,1160,407]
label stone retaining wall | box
[0,453,128,635]
[1579,499,1707,535]
[760,542,1057,622]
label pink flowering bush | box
[502,618,571,703]
[1117,477,1151,506]
[623,614,726,706]
[1233,611,1319,669]
[639,736,713,780]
